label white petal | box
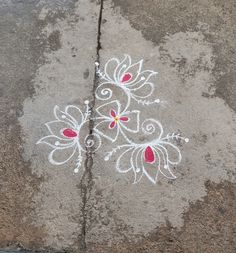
[53,105,77,127]
[153,145,177,179]
[132,148,144,184]
[104,57,120,82]
[115,146,144,183]
[115,54,132,82]
[119,110,140,133]
[157,142,182,165]
[126,70,157,88]
[159,166,177,179]
[116,147,134,173]
[45,120,74,137]
[37,135,73,148]
[94,119,119,142]
[48,145,77,165]
[131,82,154,100]
[65,105,84,125]
[118,58,143,85]
[96,100,121,118]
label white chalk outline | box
[37,101,101,173]
[37,55,189,184]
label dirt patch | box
[48,30,61,51]
[214,71,236,113]
[0,121,44,249]
[87,180,236,253]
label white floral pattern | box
[104,119,189,184]
[37,55,189,184]
[96,54,161,107]
[94,100,140,142]
[37,102,101,173]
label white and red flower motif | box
[109,109,129,129]
[37,103,92,173]
[94,100,140,143]
[104,119,189,184]
[144,146,155,164]
[95,54,161,105]
[37,55,189,184]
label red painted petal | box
[120,116,129,122]
[144,146,155,163]
[121,73,132,83]
[110,109,116,118]
[62,128,78,138]
[109,121,116,129]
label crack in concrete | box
[78,0,104,252]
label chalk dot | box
[104,156,109,161]
[141,76,145,80]
[155,99,160,103]
[95,62,99,66]
[164,165,168,169]
[74,168,79,173]
[123,64,126,67]
[136,168,140,173]
[185,138,189,143]
[84,100,89,105]
[55,141,60,146]
[61,115,66,119]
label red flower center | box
[121,73,132,83]
[62,128,78,138]
[144,146,155,163]
[109,109,129,129]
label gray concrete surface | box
[0,0,235,253]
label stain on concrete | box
[158,31,214,83]
[112,0,236,112]
[87,181,236,253]
[0,0,77,250]
[215,72,236,112]
[48,30,61,51]
[83,68,90,79]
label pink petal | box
[110,109,116,118]
[109,121,116,129]
[62,128,78,138]
[120,116,129,122]
[144,146,155,163]
[121,73,132,83]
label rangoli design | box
[37,55,189,184]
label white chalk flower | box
[37,104,89,173]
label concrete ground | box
[0,0,235,252]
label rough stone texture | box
[88,181,236,253]
[0,0,235,252]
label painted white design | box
[103,120,189,184]
[94,100,140,142]
[37,55,189,184]
[37,102,101,173]
[95,54,161,107]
